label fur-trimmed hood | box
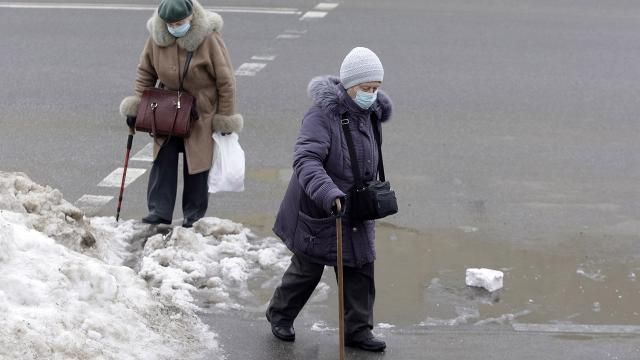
[147,0,223,52]
[307,75,393,122]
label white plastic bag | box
[208,132,245,193]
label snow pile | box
[0,171,294,359]
[0,212,219,360]
[89,216,170,266]
[0,171,96,252]
[139,217,291,311]
[0,171,172,266]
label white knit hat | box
[339,47,384,89]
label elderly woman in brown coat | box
[119,0,242,227]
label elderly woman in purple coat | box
[266,47,393,352]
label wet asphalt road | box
[1,0,640,358]
[202,313,640,360]
[2,0,640,239]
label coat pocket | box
[294,211,337,263]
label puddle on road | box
[233,215,640,328]
[373,224,639,327]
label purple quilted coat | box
[273,76,393,267]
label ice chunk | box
[193,217,243,237]
[465,268,504,292]
[377,323,396,329]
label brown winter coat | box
[119,0,242,174]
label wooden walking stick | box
[335,199,346,360]
[116,126,135,222]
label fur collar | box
[307,76,393,122]
[147,0,223,52]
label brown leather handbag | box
[135,51,197,140]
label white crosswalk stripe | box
[235,63,267,76]
[98,168,146,188]
[75,195,114,214]
[131,142,154,162]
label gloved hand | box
[126,116,136,128]
[330,197,346,217]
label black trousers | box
[146,137,209,222]
[267,254,375,342]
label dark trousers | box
[267,254,375,342]
[147,137,209,222]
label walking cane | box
[335,199,346,360]
[116,126,135,222]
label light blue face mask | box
[354,90,378,109]
[167,22,191,38]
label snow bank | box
[139,217,291,311]
[0,172,290,360]
[0,171,294,359]
[0,172,223,359]
[0,172,161,267]
[0,212,219,360]
[0,171,96,252]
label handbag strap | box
[158,50,193,90]
[150,105,181,146]
[340,112,364,190]
[179,50,193,92]
[370,112,386,182]
[340,111,386,190]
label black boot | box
[182,218,199,228]
[346,336,386,352]
[142,214,171,225]
[266,312,295,342]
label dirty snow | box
[421,277,529,327]
[311,321,337,332]
[0,171,292,359]
[137,216,291,311]
[377,323,396,329]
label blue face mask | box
[167,22,191,38]
[354,90,378,109]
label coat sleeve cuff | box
[322,187,346,213]
[213,113,244,133]
[119,96,141,118]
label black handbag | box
[341,112,398,221]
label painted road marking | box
[513,323,640,334]
[285,29,308,34]
[75,195,113,214]
[315,3,339,11]
[98,168,146,188]
[301,3,339,20]
[300,11,327,20]
[131,142,153,162]
[0,2,302,15]
[235,63,267,76]
[251,55,277,61]
[276,34,301,39]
